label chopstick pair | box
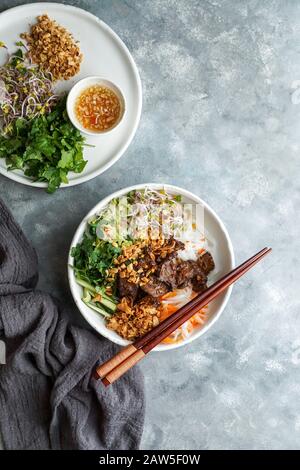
[94,247,272,386]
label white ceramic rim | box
[66,76,126,136]
[0,2,142,189]
[68,183,235,351]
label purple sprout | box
[0,50,59,134]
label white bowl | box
[68,184,235,351]
[66,76,126,136]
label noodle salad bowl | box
[68,184,234,351]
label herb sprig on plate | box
[0,97,87,193]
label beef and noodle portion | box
[72,188,215,344]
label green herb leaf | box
[58,149,74,168]
[0,97,86,192]
[71,229,121,289]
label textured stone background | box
[0,0,299,450]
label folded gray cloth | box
[0,199,145,450]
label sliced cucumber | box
[100,296,117,313]
[75,277,97,294]
[76,276,117,304]
[82,288,91,303]
[83,300,112,318]
[95,285,118,303]
[76,276,117,314]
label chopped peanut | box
[21,14,82,80]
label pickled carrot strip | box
[161,291,177,300]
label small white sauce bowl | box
[66,76,126,136]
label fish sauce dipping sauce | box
[67,77,125,136]
[75,85,120,132]
[70,186,234,350]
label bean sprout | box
[0,47,58,134]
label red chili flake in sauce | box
[75,85,121,132]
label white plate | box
[0,3,142,188]
[68,184,235,351]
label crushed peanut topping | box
[107,297,162,340]
[21,14,83,80]
[108,237,181,286]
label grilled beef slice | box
[158,257,178,289]
[197,251,215,275]
[175,258,209,292]
[156,238,185,263]
[192,268,208,292]
[118,276,139,302]
[137,251,156,269]
[176,260,198,287]
[192,252,214,292]
[141,275,169,298]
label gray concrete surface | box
[0,0,299,450]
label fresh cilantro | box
[71,228,121,288]
[0,97,87,193]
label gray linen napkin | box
[0,198,145,450]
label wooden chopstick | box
[136,246,270,351]
[94,247,270,380]
[95,247,271,386]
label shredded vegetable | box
[91,188,190,243]
[161,287,209,343]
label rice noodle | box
[161,286,209,343]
